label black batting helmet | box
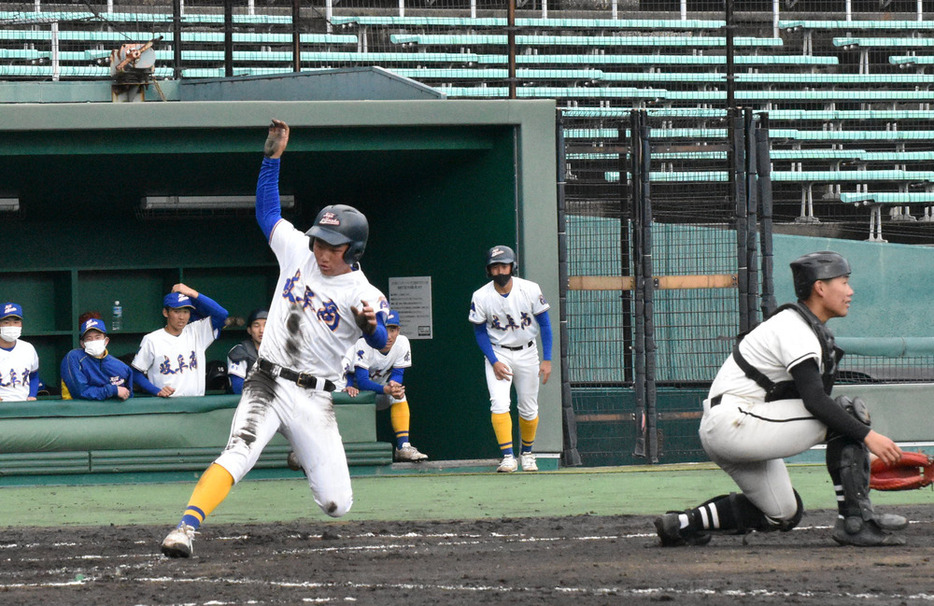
[306,204,369,265]
[486,245,517,277]
[790,251,851,300]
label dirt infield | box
[1,504,931,605]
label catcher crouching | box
[654,251,910,547]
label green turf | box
[0,463,929,527]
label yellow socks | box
[178,463,234,529]
[492,412,514,456]
[519,416,539,454]
[390,401,411,449]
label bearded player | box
[469,245,552,473]
[161,119,389,557]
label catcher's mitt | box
[870,451,934,491]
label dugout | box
[0,74,561,473]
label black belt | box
[495,340,534,351]
[709,395,722,407]
[257,359,336,392]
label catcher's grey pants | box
[700,394,827,521]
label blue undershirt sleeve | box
[132,368,162,396]
[256,157,284,241]
[362,314,388,350]
[354,366,386,394]
[192,293,229,333]
[230,375,244,394]
[473,322,498,365]
[389,367,405,384]
[535,310,553,361]
[28,371,40,398]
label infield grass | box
[1,463,930,527]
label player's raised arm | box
[256,119,290,241]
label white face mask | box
[83,339,107,357]
[0,326,22,342]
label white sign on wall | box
[388,276,433,339]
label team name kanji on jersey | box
[158,352,198,375]
[0,367,30,388]
[282,269,343,332]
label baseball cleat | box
[875,512,909,531]
[496,454,518,473]
[654,513,712,547]
[161,523,197,558]
[520,452,538,472]
[831,517,906,547]
[394,443,429,462]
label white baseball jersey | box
[350,334,412,384]
[708,309,822,401]
[0,339,39,401]
[132,318,218,397]
[468,277,550,348]
[258,219,388,382]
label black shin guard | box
[826,435,874,522]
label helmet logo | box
[491,247,506,258]
[319,212,341,227]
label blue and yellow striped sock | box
[390,401,411,449]
[519,416,539,454]
[177,463,234,530]
[492,412,514,457]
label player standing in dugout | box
[160,119,389,558]
[469,245,553,473]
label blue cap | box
[248,309,268,325]
[1,302,22,320]
[386,309,400,326]
[163,292,196,309]
[81,318,107,336]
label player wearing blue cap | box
[61,318,173,400]
[345,309,428,462]
[0,302,39,402]
[131,283,228,397]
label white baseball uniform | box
[469,277,550,418]
[349,334,412,409]
[132,318,219,397]
[214,218,388,518]
[701,308,828,520]
[0,339,39,401]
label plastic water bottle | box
[111,301,123,331]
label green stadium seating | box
[601,169,934,183]
[390,34,783,48]
[840,192,934,204]
[781,20,934,31]
[331,16,726,30]
[890,55,934,65]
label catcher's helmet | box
[790,251,851,300]
[486,245,517,277]
[306,204,369,265]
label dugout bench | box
[0,392,391,486]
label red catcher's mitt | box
[870,451,934,491]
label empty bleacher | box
[2,1,934,242]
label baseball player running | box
[0,303,39,402]
[347,309,428,462]
[469,245,552,473]
[161,119,389,558]
[655,251,908,547]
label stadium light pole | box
[293,0,301,73]
[507,0,517,99]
